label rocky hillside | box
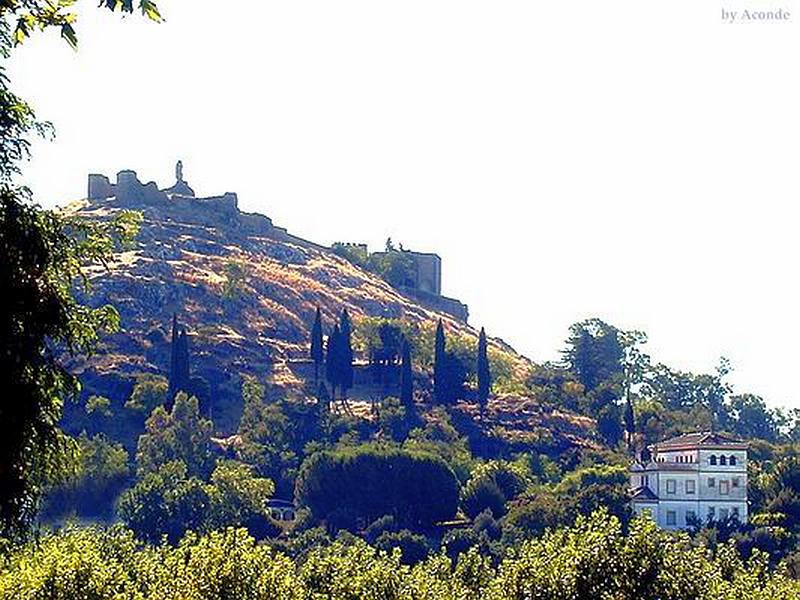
[60,169,596,449]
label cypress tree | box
[310,307,324,385]
[317,381,331,409]
[400,339,413,409]
[624,394,636,452]
[325,325,340,399]
[477,327,491,415]
[168,314,190,404]
[339,309,354,399]
[168,314,178,396]
[433,319,446,404]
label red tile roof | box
[651,431,747,452]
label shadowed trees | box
[477,327,491,415]
[310,307,324,385]
[400,340,414,409]
[323,310,355,402]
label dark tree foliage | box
[375,529,430,565]
[563,319,624,393]
[310,307,324,385]
[325,325,340,399]
[0,0,154,538]
[167,314,190,404]
[0,186,138,537]
[369,321,404,390]
[477,327,491,414]
[441,351,469,405]
[462,478,506,519]
[323,311,355,401]
[597,403,625,447]
[624,394,636,441]
[295,446,459,530]
[40,432,130,520]
[236,377,298,497]
[727,394,785,443]
[400,340,413,409]
[338,309,354,398]
[433,319,446,404]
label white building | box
[629,432,748,530]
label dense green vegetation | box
[3,511,800,600]
[332,239,416,290]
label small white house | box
[630,432,748,530]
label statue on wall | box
[176,160,184,182]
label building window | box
[720,480,730,495]
[732,507,740,519]
[686,510,697,525]
[686,480,696,494]
[729,455,737,466]
[719,508,729,521]
[708,477,715,487]
[710,455,717,466]
[666,479,676,494]
[732,477,740,488]
[666,510,677,526]
[720,455,728,466]
[708,506,716,520]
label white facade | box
[629,432,748,530]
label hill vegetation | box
[4,4,800,598]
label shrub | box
[42,432,130,519]
[295,446,459,530]
[375,529,430,565]
[462,478,507,519]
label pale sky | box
[7,0,800,408]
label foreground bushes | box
[3,511,800,600]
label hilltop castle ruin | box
[86,163,468,322]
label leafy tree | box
[331,242,369,267]
[6,0,161,48]
[727,394,785,443]
[125,373,168,414]
[117,460,210,544]
[310,307,324,385]
[375,529,430,565]
[0,163,140,537]
[434,319,446,404]
[207,460,277,538]
[400,340,414,409]
[0,0,158,537]
[462,477,506,519]
[462,461,527,520]
[404,407,475,483]
[644,359,733,429]
[367,321,404,391]
[236,376,297,497]
[563,319,624,393]
[135,392,214,479]
[477,327,491,415]
[221,260,246,300]
[85,395,113,418]
[41,432,129,519]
